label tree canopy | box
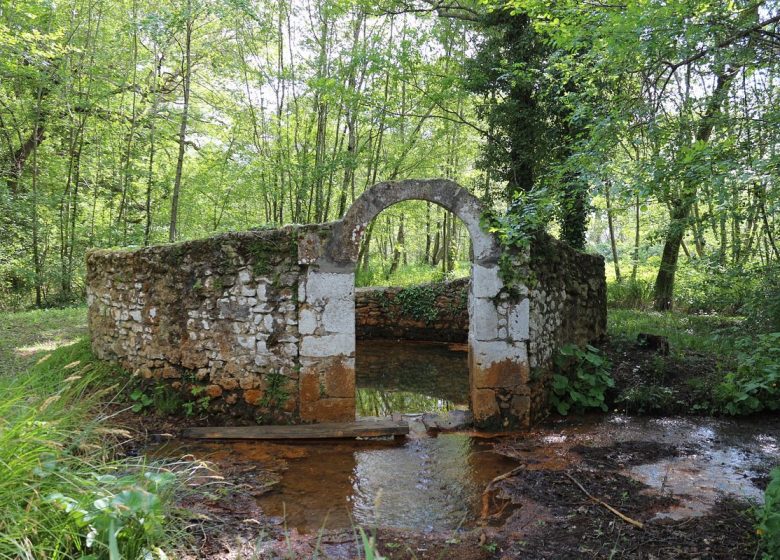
[0,0,778,317]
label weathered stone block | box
[243,389,263,406]
[300,397,355,423]
[471,264,502,298]
[470,297,499,341]
[470,388,500,421]
[507,298,530,341]
[322,299,355,334]
[305,271,353,302]
[300,334,353,358]
[298,307,317,335]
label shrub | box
[743,264,780,332]
[714,333,780,415]
[550,344,614,415]
[757,468,780,560]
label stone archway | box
[297,179,532,429]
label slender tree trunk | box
[631,194,640,282]
[170,0,193,243]
[145,53,161,246]
[386,214,404,279]
[604,182,621,283]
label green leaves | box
[757,467,780,559]
[550,343,614,415]
[47,469,175,560]
[714,332,780,415]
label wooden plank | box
[182,419,409,440]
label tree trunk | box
[653,68,737,310]
[604,182,621,283]
[169,0,193,243]
[386,214,404,279]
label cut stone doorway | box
[298,179,532,429]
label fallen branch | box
[564,471,644,529]
[481,465,525,519]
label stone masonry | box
[87,179,606,429]
[356,278,469,342]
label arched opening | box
[353,199,472,417]
[298,179,531,429]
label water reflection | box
[252,434,514,532]
[355,340,468,416]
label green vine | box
[260,370,289,410]
[480,188,555,287]
[394,284,444,323]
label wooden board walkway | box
[182,419,409,440]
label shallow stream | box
[153,340,780,533]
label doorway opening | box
[353,200,472,417]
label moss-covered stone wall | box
[87,227,305,423]
[355,278,469,342]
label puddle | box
[149,341,780,533]
[512,414,779,519]
[165,433,516,533]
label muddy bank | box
[146,413,778,559]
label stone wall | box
[355,278,468,342]
[527,232,607,422]
[86,179,606,429]
[87,227,307,422]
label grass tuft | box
[0,336,202,559]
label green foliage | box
[463,7,590,247]
[356,261,469,289]
[47,471,176,560]
[607,308,742,357]
[393,284,444,323]
[757,468,780,560]
[616,385,675,415]
[260,371,289,411]
[607,278,654,310]
[130,388,153,413]
[482,188,556,286]
[743,264,780,332]
[129,383,183,416]
[181,386,210,417]
[550,343,614,415]
[715,333,780,415]
[0,337,195,559]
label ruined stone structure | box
[87,179,606,429]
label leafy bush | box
[757,468,780,560]
[550,344,614,415]
[743,264,780,332]
[714,333,780,415]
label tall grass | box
[0,338,201,560]
[607,308,744,357]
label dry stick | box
[564,471,644,529]
[481,466,525,518]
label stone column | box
[297,261,356,422]
[468,263,531,429]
